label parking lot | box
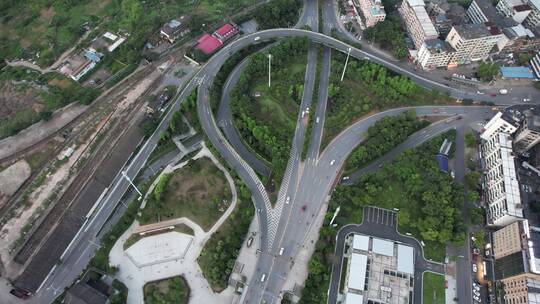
[364,206,397,228]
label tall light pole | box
[268,54,272,87]
[121,170,143,200]
[341,47,352,82]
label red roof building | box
[195,33,223,55]
[214,23,239,41]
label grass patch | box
[139,157,231,231]
[123,223,194,250]
[144,276,190,304]
[198,181,254,291]
[423,272,445,304]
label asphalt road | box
[17,5,540,303]
[217,57,272,178]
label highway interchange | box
[18,0,540,303]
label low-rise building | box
[58,49,103,82]
[356,0,387,27]
[344,234,414,303]
[194,23,239,56]
[160,16,190,43]
[399,0,439,49]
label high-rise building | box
[524,0,540,27]
[399,0,439,49]
[480,112,522,227]
[497,0,532,23]
[446,23,504,65]
[417,39,456,69]
[514,110,540,153]
[493,220,540,303]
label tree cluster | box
[346,110,429,170]
[254,0,303,29]
[301,132,465,303]
[144,277,189,304]
[476,62,499,82]
[363,17,408,59]
[230,38,308,180]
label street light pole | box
[268,54,272,87]
[121,170,143,200]
[341,47,352,82]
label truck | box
[499,89,508,95]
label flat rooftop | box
[344,234,414,303]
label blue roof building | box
[500,66,535,79]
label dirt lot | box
[0,82,44,120]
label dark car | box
[301,205,307,212]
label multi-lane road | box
[13,1,540,303]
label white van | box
[279,248,284,255]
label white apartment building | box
[497,0,532,23]
[480,113,523,227]
[514,111,540,153]
[356,0,387,27]
[532,51,540,78]
[481,132,523,226]
[399,0,439,49]
[481,112,519,140]
[446,24,504,66]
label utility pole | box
[268,54,272,87]
[341,47,352,82]
[121,170,143,200]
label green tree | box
[476,62,499,81]
[121,0,142,30]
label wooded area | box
[230,37,308,183]
[345,110,429,171]
[300,131,464,303]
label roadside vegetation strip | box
[321,52,451,150]
[344,110,430,172]
[301,45,324,160]
[198,180,254,291]
[139,157,232,231]
[300,131,463,303]
[230,37,309,185]
[144,276,190,304]
[422,272,445,304]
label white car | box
[473,295,481,302]
[476,91,485,95]
[285,196,290,204]
[316,117,320,124]
[524,98,531,102]
[473,285,480,291]
[343,176,350,181]
[473,290,480,297]
[279,247,284,255]
[306,107,310,114]
[330,159,336,165]
[260,274,266,282]
[257,208,261,213]
[254,36,260,41]
[301,111,305,118]
[472,264,478,273]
